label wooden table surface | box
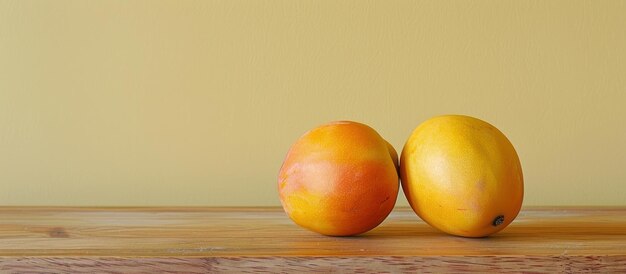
[0,207,625,273]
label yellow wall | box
[1,1,625,206]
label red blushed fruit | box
[278,121,399,236]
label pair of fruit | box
[278,115,524,237]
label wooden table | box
[0,207,625,273]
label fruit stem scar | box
[492,215,505,226]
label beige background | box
[1,1,625,206]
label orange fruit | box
[400,115,523,237]
[278,121,399,236]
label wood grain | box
[1,207,625,273]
